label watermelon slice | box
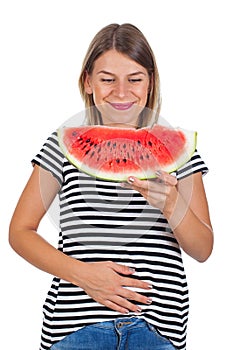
[58,124,197,181]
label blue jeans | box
[50,317,176,349]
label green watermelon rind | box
[57,126,197,182]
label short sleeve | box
[176,150,209,180]
[32,131,64,186]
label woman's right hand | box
[72,260,153,314]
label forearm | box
[124,172,213,262]
[164,194,213,262]
[9,227,84,282]
[9,227,153,314]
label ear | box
[84,72,93,94]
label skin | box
[84,50,151,128]
[9,49,213,315]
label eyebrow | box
[97,70,147,76]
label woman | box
[9,23,213,350]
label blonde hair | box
[78,23,161,128]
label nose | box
[113,80,129,98]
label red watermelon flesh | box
[58,124,196,181]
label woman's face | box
[84,49,150,128]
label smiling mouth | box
[109,102,135,110]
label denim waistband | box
[91,316,147,331]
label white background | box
[1,0,232,348]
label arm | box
[9,165,78,279]
[123,171,213,262]
[164,171,213,262]
[9,165,152,313]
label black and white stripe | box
[32,132,208,350]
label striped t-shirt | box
[32,131,208,350]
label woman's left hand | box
[121,171,178,216]
[121,171,214,262]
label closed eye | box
[128,78,143,83]
[101,78,115,83]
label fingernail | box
[129,267,135,273]
[146,298,153,304]
[128,176,135,184]
[136,307,142,313]
[155,170,162,177]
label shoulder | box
[32,131,65,186]
[176,150,209,180]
